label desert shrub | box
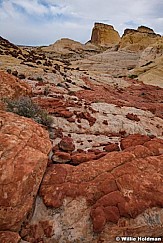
[44,86,50,96]
[12,70,18,77]
[36,77,43,82]
[128,74,138,79]
[4,96,53,127]
[6,69,11,74]
[18,73,26,79]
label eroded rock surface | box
[0,111,51,231]
[0,23,163,242]
[130,37,163,88]
[120,25,161,52]
[0,231,20,243]
[91,22,120,47]
[40,38,101,61]
[0,70,31,100]
[19,136,163,242]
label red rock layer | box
[0,70,31,100]
[0,111,51,231]
[76,79,163,119]
[40,136,163,233]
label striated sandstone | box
[72,49,140,77]
[0,111,51,231]
[91,22,121,47]
[76,80,163,119]
[130,37,163,87]
[138,37,163,67]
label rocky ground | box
[0,23,163,242]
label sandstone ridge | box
[120,25,161,52]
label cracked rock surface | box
[19,136,163,242]
[0,111,51,232]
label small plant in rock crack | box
[4,96,53,127]
[44,85,50,96]
[128,74,138,79]
[36,76,43,82]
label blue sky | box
[0,0,163,45]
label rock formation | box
[72,49,140,77]
[120,25,161,52]
[129,37,163,87]
[0,35,18,51]
[20,135,163,242]
[0,111,51,232]
[0,70,31,100]
[0,24,163,242]
[40,38,101,61]
[91,22,121,47]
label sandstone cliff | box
[120,25,161,52]
[91,22,121,47]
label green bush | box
[4,96,53,127]
[128,74,138,79]
[36,77,43,82]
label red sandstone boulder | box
[71,152,96,165]
[59,136,75,152]
[58,110,73,118]
[90,206,106,233]
[0,70,31,102]
[0,111,51,231]
[126,113,140,121]
[95,151,108,159]
[76,111,96,126]
[52,151,71,163]
[104,143,119,152]
[67,117,75,122]
[120,134,151,150]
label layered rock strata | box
[120,25,161,52]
